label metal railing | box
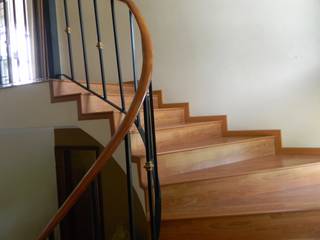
[40,0,161,239]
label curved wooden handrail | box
[37,0,153,239]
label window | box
[0,2,8,84]
[0,0,35,86]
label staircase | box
[51,79,320,239]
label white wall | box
[134,0,320,147]
[54,0,320,147]
[0,128,57,240]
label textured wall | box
[0,128,57,240]
[136,0,320,147]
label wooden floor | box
[50,80,320,239]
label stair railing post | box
[62,0,74,80]
[143,93,157,240]
[110,0,136,239]
[129,10,142,129]
[148,83,162,238]
[93,0,107,99]
[77,0,90,89]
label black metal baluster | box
[129,10,142,129]
[93,0,107,99]
[143,94,157,240]
[3,0,12,84]
[77,0,90,89]
[111,1,136,239]
[63,0,74,80]
[124,134,136,240]
[148,83,161,239]
[110,0,125,110]
[129,11,138,92]
[129,9,160,239]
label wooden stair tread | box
[160,210,320,239]
[161,159,320,220]
[52,79,135,96]
[161,154,320,186]
[133,136,274,157]
[132,120,221,133]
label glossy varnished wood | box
[161,154,320,185]
[135,136,275,187]
[161,162,320,220]
[131,121,223,155]
[161,210,320,240]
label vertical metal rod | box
[124,134,136,240]
[148,83,162,238]
[129,11,141,127]
[77,0,90,89]
[111,1,136,238]
[93,0,107,99]
[3,0,12,84]
[63,0,74,80]
[129,11,138,92]
[110,0,125,111]
[143,95,157,240]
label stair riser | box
[138,108,186,128]
[52,81,135,96]
[161,210,320,240]
[131,122,223,155]
[114,108,186,131]
[52,81,86,96]
[137,137,275,187]
[89,83,135,95]
[108,95,159,109]
[162,163,320,220]
[81,94,159,114]
[81,95,114,113]
[162,138,273,180]
[53,81,159,110]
